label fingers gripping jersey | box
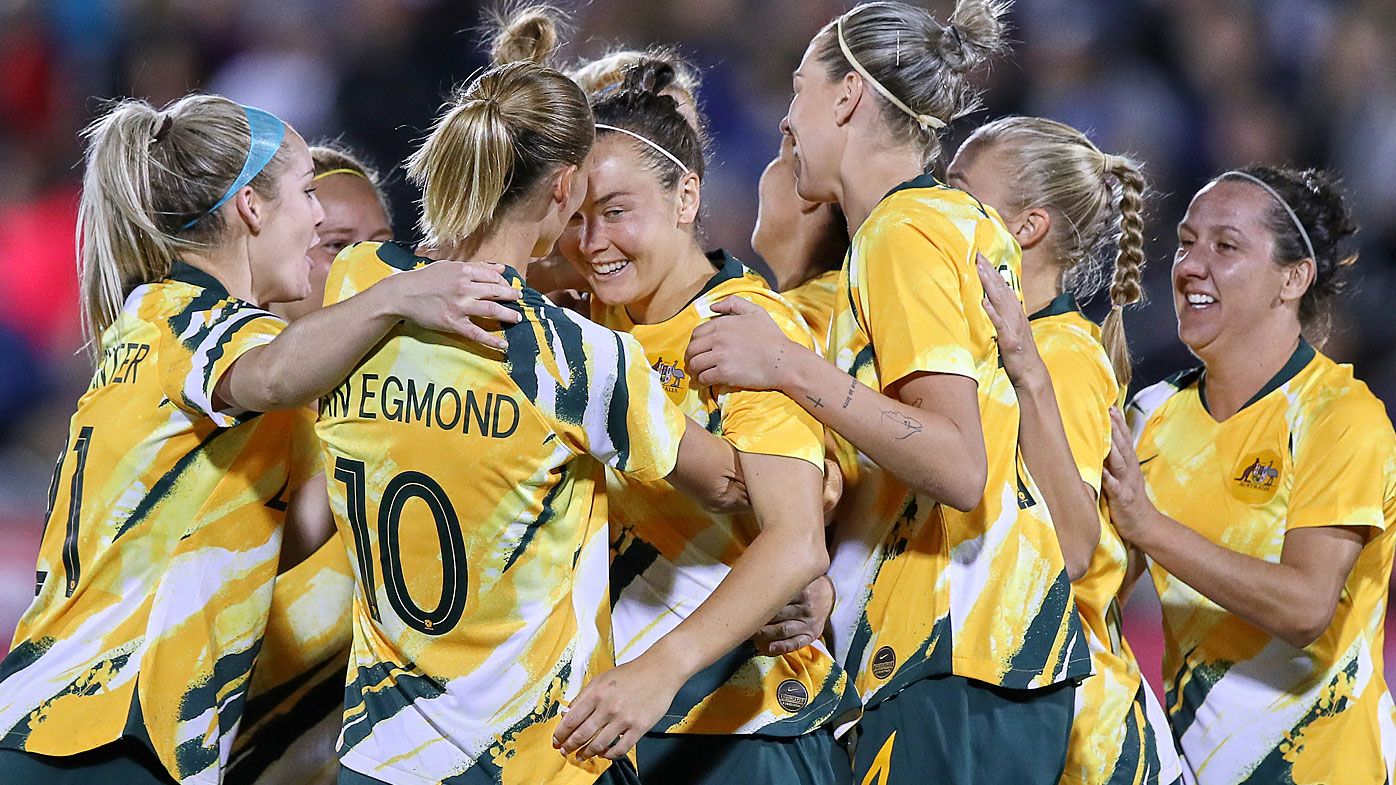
[781,270,841,356]
[1030,296,1181,785]
[599,252,855,736]
[824,176,1089,706]
[0,263,318,784]
[318,243,685,785]
[1132,342,1396,785]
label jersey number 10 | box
[332,457,469,636]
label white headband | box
[837,5,946,132]
[595,123,691,174]
[1221,170,1317,264]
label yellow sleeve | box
[716,294,824,470]
[1287,394,1395,533]
[1036,329,1115,493]
[859,218,976,389]
[159,303,286,427]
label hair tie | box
[947,24,964,50]
[150,114,174,146]
[595,123,690,174]
[837,5,946,132]
[314,168,370,182]
[1220,170,1317,264]
[180,105,286,231]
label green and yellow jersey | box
[824,175,1089,706]
[781,269,840,355]
[598,252,855,736]
[1131,341,1396,785]
[1030,294,1181,785]
[228,539,355,785]
[0,262,319,784]
[318,242,686,785]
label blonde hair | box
[815,0,1011,166]
[961,116,1147,389]
[76,94,291,357]
[408,5,592,248]
[310,143,392,224]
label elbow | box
[790,534,830,587]
[930,463,986,513]
[1065,551,1091,583]
[700,476,749,516]
[1277,605,1334,650]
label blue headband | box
[180,105,287,231]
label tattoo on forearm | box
[806,395,824,409]
[882,410,924,440]
[841,379,857,409]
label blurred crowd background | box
[2,0,1395,692]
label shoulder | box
[1128,368,1200,435]
[698,271,815,346]
[507,285,639,375]
[325,241,420,304]
[1294,354,1395,446]
[1033,314,1117,400]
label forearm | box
[1134,511,1322,646]
[225,284,401,412]
[1015,375,1101,580]
[650,455,827,679]
[779,348,983,511]
[647,510,828,680]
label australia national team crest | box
[1230,448,1282,504]
[653,357,687,394]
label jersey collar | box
[690,249,746,302]
[1028,291,1083,321]
[166,260,230,297]
[1199,338,1317,416]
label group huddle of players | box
[0,2,1393,785]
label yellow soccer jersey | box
[781,269,840,355]
[318,242,686,785]
[598,251,855,736]
[1030,295,1181,785]
[824,175,1089,706]
[1131,340,1396,785]
[229,539,355,785]
[0,262,319,784]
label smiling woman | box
[1109,167,1396,785]
[556,58,851,785]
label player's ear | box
[676,172,701,227]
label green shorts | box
[338,758,640,785]
[850,674,1074,785]
[634,728,852,785]
[0,739,176,785]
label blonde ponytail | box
[959,116,1148,390]
[76,95,291,357]
[1101,159,1146,390]
[407,6,591,249]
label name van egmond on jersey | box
[321,372,521,438]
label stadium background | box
[2,0,1394,698]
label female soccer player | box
[751,134,847,352]
[552,60,851,785]
[684,3,1091,783]
[0,95,521,784]
[317,21,750,785]
[228,144,395,785]
[946,117,1183,785]
[1104,167,1396,785]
